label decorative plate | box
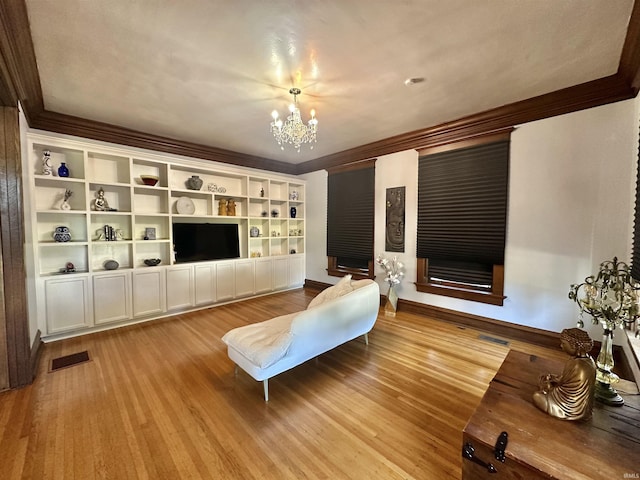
[176,196,195,215]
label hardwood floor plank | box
[0,288,569,479]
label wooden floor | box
[0,288,569,480]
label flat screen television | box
[173,223,240,263]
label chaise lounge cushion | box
[221,312,296,368]
[306,274,353,309]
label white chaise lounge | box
[222,276,380,401]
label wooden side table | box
[462,350,640,479]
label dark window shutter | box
[417,140,509,283]
[327,166,375,261]
[632,121,640,280]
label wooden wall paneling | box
[0,0,44,117]
[0,106,31,388]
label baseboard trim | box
[304,279,330,291]
[398,298,560,349]
[397,298,634,381]
[302,280,636,378]
[30,329,43,381]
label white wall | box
[304,99,638,341]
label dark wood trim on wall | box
[619,0,640,92]
[2,1,640,176]
[398,298,561,350]
[30,329,42,380]
[0,106,32,388]
[396,297,634,379]
[297,74,636,174]
[0,0,44,118]
[30,111,298,175]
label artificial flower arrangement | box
[376,254,405,287]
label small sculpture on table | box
[532,328,596,421]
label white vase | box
[384,284,398,317]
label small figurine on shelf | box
[94,187,116,211]
[271,209,279,217]
[42,150,52,175]
[260,187,265,198]
[60,189,73,210]
[61,262,75,274]
[218,198,227,216]
[227,198,236,216]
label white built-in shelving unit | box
[24,132,306,338]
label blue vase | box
[290,207,297,218]
[58,162,69,177]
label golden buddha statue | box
[532,328,596,421]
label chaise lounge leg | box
[234,365,239,376]
[364,333,369,345]
[263,379,269,402]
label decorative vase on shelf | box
[290,206,297,218]
[53,226,71,242]
[104,259,119,270]
[57,162,69,177]
[60,188,72,210]
[186,175,203,190]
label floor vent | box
[478,334,509,346]
[49,350,90,372]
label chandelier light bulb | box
[270,87,318,152]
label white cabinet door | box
[235,260,255,298]
[273,257,289,290]
[194,263,216,305]
[255,258,273,294]
[289,254,305,287]
[93,271,131,325]
[166,265,194,311]
[45,276,91,334]
[216,262,235,301]
[133,269,166,317]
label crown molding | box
[30,110,298,175]
[619,0,640,91]
[296,73,635,174]
[3,0,640,176]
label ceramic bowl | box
[143,258,161,267]
[140,175,159,186]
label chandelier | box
[270,88,318,152]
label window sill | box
[327,266,373,280]
[327,257,374,280]
[415,282,505,306]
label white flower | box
[376,254,405,286]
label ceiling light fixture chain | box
[270,88,318,152]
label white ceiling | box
[24,0,634,164]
